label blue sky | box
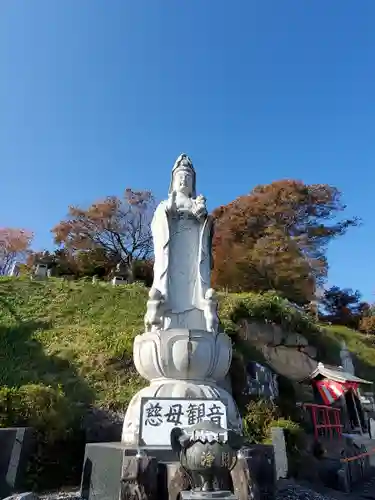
[1,1,374,300]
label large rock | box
[239,321,284,346]
[301,345,318,359]
[261,346,318,381]
[282,333,308,347]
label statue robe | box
[151,200,213,330]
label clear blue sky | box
[1,1,374,300]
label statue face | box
[172,168,194,196]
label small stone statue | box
[204,288,219,334]
[111,259,131,286]
[32,251,50,280]
[144,288,165,332]
[340,340,355,375]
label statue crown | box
[172,153,195,174]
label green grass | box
[2,277,375,489]
[1,277,375,422]
[318,323,375,383]
[0,277,147,413]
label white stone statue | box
[146,153,217,332]
[204,288,219,334]
[340,340,355,375]
[121,153,241,445]
[144,287,165,332]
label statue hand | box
[167,191,176,212]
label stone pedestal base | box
[121,380,242,444]
[80,442,189,500]
[80,442,275,500]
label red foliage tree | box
[0,227,33,275]
[212,180,358,304]
[52,189,155,268]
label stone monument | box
[340,340,354,376]
[111,261,131,286]
[31,252,50,280]
[122,153,242,444]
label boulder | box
[239,321,283,346]
[282,333,308,347]
[261,346,318,381]
[300,345,318,359]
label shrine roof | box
[300,362,372,385]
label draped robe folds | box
[151,200,213,330]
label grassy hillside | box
[1,277,375,415]
[318,323,375,383]
[1,277,375,488]
[0,277,147,413]
[2,277,375,405]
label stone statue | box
[121,153,241,445]
[147,153,216,331]
[340,340,355,375]
[144,287,165,332]
[204,288,219,334]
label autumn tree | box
[212,180,358,304]
[52,189,155,272]
[0,227,33,275]
[359,314,375,336]
[321,286,369,328]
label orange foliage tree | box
[212,180,358,304]
[52,189,155,269]
[0,227,33,275]
[359,316,375,336]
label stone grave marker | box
[0,428,35,498]
[246,362,279,401]
[369,417,375,439]
[271,427,288,480]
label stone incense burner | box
[170,420,244,494]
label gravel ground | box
[39,492,80,500]
[277,484,343,500]
[36,484,343,500]
[30,480,375,500]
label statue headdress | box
[169,153,196,197]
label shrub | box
[0,383,79,441]
[219,290,320,338]
[0,383,82,490]
[242,399,278,443]
[132,259,154,287]
[242,399,303,447]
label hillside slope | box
[2,277,375,489]
[1,277,375,416]
[0,277,147,413]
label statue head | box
[169,153,196,198]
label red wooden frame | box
[303,403,343,440]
